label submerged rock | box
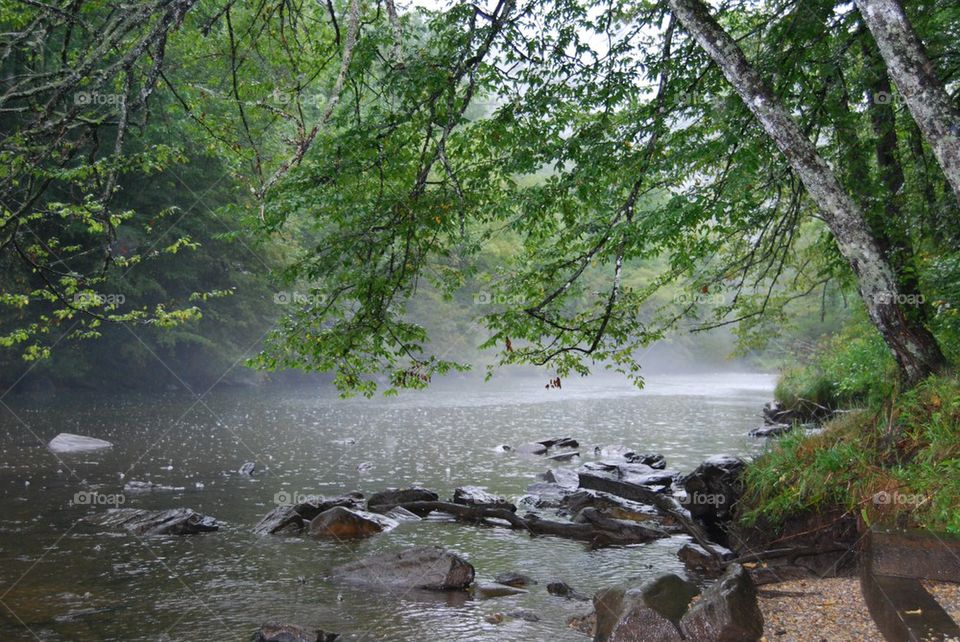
[366,488,438,515]
[83,508,218,536]
[516,442,549,455]
[251,622,339,642]
[239,462,256,476]
[452,486,515,511]
[331,546,474,591]
[538,437,579,449]
[473,582,528,598]
[309,507,398,538]
[494,572,537,587]
[547,581,589,601]
[48,433,113,453]
[123,480,184,493]
[546,451,580,462]
[680,564,763,641]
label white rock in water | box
[47,433,113,453]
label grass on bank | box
[740,317,960,534]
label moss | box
[740,372,960,534]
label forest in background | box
[0,0,957,398]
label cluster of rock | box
[569,564,763,641]
[60,426,766,640]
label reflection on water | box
[0,372,775,641]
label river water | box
[0,372,774,641]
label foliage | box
[741,372,960,533]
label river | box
[0,372,775,641]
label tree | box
[854,0,960,206]
[665,0,945,385]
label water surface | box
[0,372,775,641]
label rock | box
[239,462,256,475]
[593,574,699,642]
[519,481,576,508]
[251,622,339,642]
[473,582,528,598]
[308,507,398,538]
[547,581,589,601]
[366,488,438,516]
[516,442,548,455]
[83,508,218,536]
[253,494,363,535]
[539,468,580,488]
[677,542,736,577]
[624,452,667,469]
[505,609,540,622]
[452,486,516,511]
[571,507,669,541]
[546,451,580,462]
[762,400,797,425]
[560,491,661,523]
[538,437,579,449]
[680,564,763,641]
[680,455,746,528]
[748,424,792,438]
[494,572,537,587]
[48,433,113,453]
[494,444,512,453]
[331,546,474,591]
[383,506,421,522]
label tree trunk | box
[855,0,960,207]
[667,0,945,386]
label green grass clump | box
[774,317,897,412]
[740,373,960,534]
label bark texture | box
[667,0,945,385]
[855,0,960,207]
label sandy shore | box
[759,577,960,642]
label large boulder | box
[366,488,438,516]
[83,508,218,536]
[251,622,338,642]
[452,486,516,512]
[48,433,113,453]
[679,564,763,641]
[331,546,474,591]
[308,507,397,538]
[593,574,699,641]
[680,456,746,527]
[254,493,363,535]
